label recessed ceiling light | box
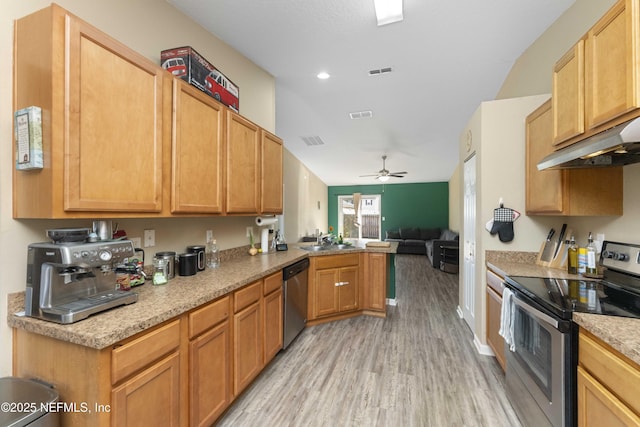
[317,72,330,80]
[373,0,403,26]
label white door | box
[462,154,476,329]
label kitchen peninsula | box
[8,243,396,426]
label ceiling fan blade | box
[389,174,405,178]
[359,174,381,177]
[389,171,407,175]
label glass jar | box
[152,257,169,285]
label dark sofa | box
[385,227,459,268]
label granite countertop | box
[7,242,397,350]
[486,250,640,367]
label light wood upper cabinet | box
[171,80,225,214]
[585,0,639,130]
[260,130,284,214]
[553,0,640,147]
[226,111,261,214]
[526,100,623,216]
[13,5,164,218]
[552,40,585,145]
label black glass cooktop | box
[504,275,640,321]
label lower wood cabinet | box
[111,352,181,427]
[233,281,264,396]
[486,269,506,371]
[263,272,283,364]
[578,329,640,426]
[363,252,387,313]
[188,296,231,426]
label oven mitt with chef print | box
[490,206,515,242]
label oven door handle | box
[512,294,559,329]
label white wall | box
[460,95,551,349]
[0,0,326,377]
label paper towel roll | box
[255,216,278,226]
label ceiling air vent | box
[349,110,373,120]
[368,67,393,76]
[301,136,325,146]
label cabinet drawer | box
[263,271,282,295]
[189,295,230,339]
[579,331,640,413]
[234,281,262,313]
[112,319,181,384]
[314,253,359,270]
[486,269,504,295]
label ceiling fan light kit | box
[360,155,407,181]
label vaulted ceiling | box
[168,0,574,185]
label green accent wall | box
[328,182,449,300]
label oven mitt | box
[490,207,515,242]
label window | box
[337,194,381,240]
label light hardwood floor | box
[217,255,522,426]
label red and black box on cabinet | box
[161,46,239,112]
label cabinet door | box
[486,287,506,371]
[65,15,163,212]
[190,321,231,427]
[264,288,283,364]
[552,40,585,145]
[364,253,387,312]
[577,366,640,427]
[526,100,564,214]
[585,0,638,129]
[338,266,359,312]
[233,301,263,396]
[171,80,224,213]
[226,111,260,214]
[260,130,283,214]
[112,352,180,426]
[314,269,340,318]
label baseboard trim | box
[456,305,463,319]
[386,298,398,306]
[474,334,495,356]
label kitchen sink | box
[300,244,355,252]
[300,245,329,251]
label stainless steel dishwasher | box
[282,258,309,349]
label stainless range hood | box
[537,117,640,170]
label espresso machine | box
[25,228,138,324]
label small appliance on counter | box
[24,228,138,324]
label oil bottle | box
[586,232,597,275]
[567,236,578,274]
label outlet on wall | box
[246,226,254,238]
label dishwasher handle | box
[283,258,310,280]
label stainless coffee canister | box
[186,245,206,272]
[154,251,176,279]
[178,252,197,276]
[92,220,112,241]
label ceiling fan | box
[360,155,407,182]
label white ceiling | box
[168,0,574,186]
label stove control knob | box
[614,252,628,261]
[603,250,615,259]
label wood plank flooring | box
[217,255,522,426]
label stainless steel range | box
[25,236,138,324]
[503,241,640,427]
